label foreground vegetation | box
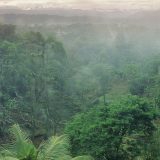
[0,124,93,160]
[0,23,160,159]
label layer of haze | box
[0,0,159,10]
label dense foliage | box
[65,95,159,160]
[0,23,160,160]
[0,24,77,139]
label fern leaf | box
[37,135,70,160]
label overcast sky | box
[0,0,159,10]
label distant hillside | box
[0,8,159,27]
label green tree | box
[65,95,158,160]
[0,24,16,41]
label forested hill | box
[0,21,160,160]
[0,24,73,138]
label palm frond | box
[57,155,72,160]
[37,135,70,160]
[71,156,94,160]
[0,125,93,160]
[0,156,19,160]
[1,124,37,160]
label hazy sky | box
[0,0,159,10]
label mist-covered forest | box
[0,7,160,160]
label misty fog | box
[0,2,160,160]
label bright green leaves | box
[1,124,37,160]
[65,95,158,160]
